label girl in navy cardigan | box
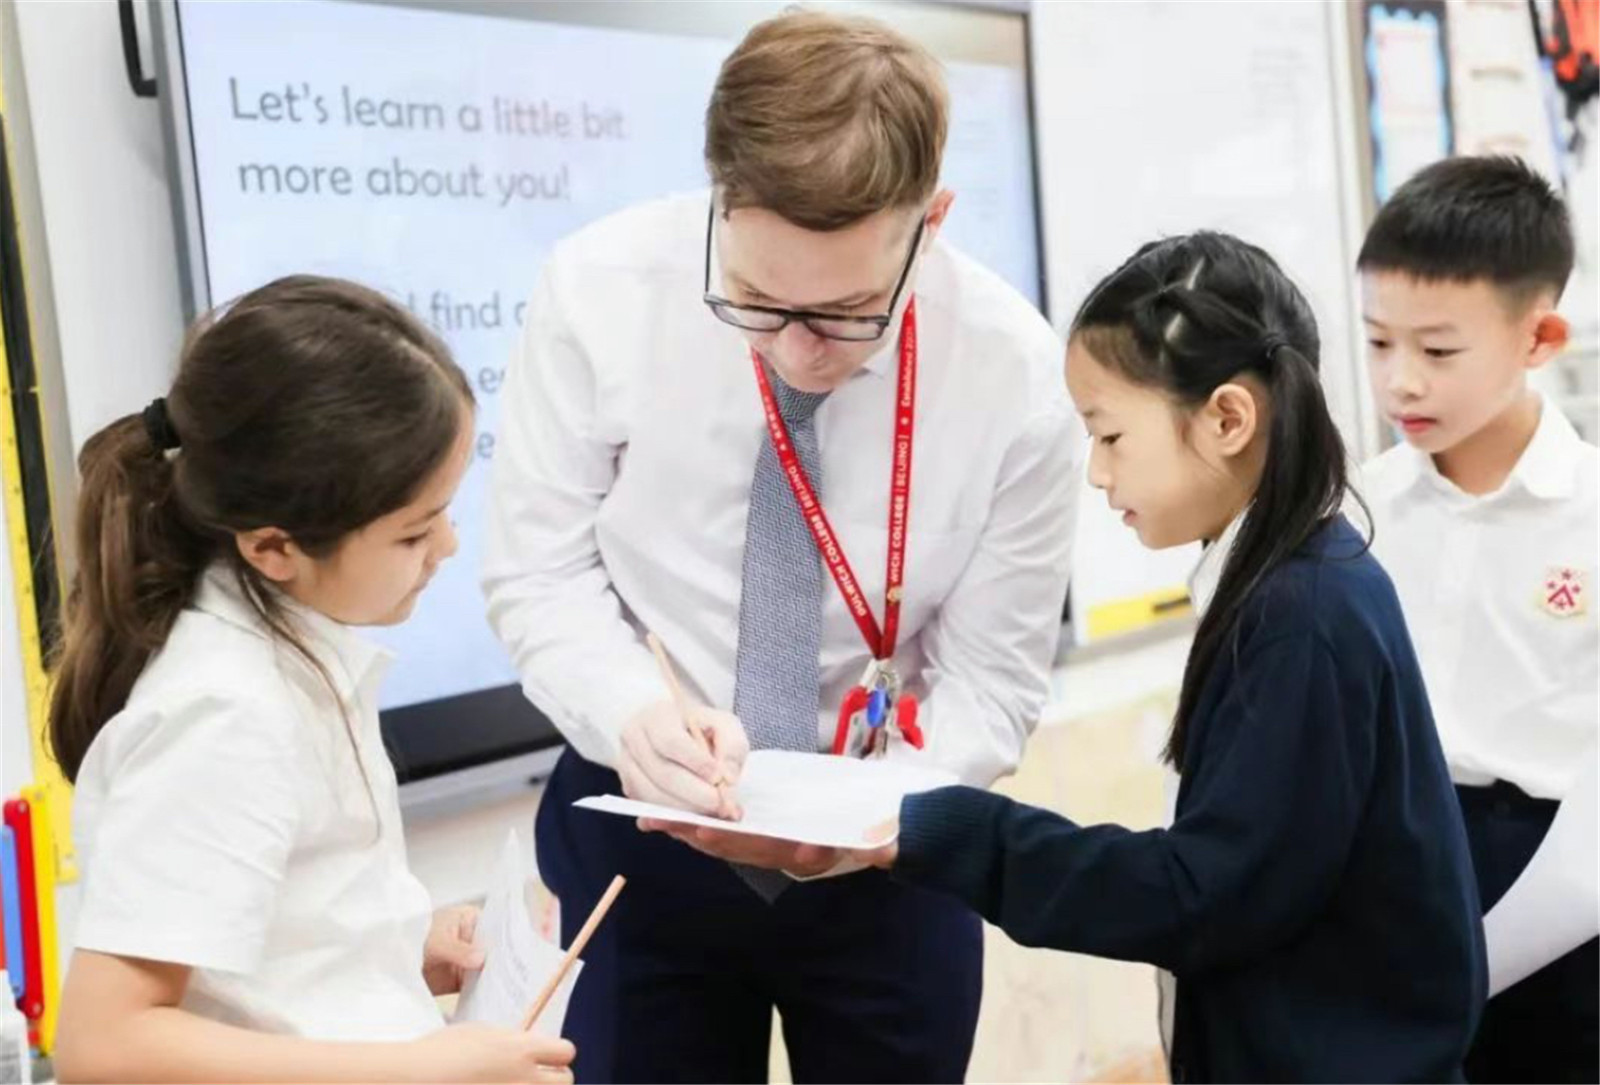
[861,232,1485,1083]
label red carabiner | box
[895,695,924,750]
[833,685,871,756]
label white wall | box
[13,1,185,452]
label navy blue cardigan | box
[896,517,1485,1083]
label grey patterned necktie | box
[731,366,828,900]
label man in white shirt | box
[482,11,1079,1082]
[1357,156,1597,1082]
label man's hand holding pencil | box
[614,635,748,821]
[632,633,848,879]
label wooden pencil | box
[646,632,733,813]
[519,874,626,1032]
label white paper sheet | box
[575,750,957,849]
[1484,749,1600,996]
[452,830,582,1036]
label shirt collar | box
[1382,392,1583,502]
[192,564,392,701]
[1378,438,1430,497]
[1188,509,1247,616]
[1509,393,1585,499]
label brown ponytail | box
[49,412,214,781]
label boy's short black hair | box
[1357,155,1574,307]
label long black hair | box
[1071,231,1360,770]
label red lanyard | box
[749,300,918,663]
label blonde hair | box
[705,9,949,231]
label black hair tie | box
[141,397,181,452]
[1260,332,1291,363]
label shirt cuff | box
[534,663,665,769]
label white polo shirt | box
[1359,395,1599,800]
[72,566,442,1039]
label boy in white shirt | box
[1358,155,1597,1082]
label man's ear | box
[922,189,956,247]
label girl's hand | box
[423,905,485,996]
[409,1023,575,1084]
[858,817,900,869]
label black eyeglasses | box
[701,201,925,343]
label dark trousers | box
[535,748,984,1084]
[1457,782,1598,1084]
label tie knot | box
[770,370,829,424]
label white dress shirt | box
[483,191,1081,789]
[1359,395,1599,800]
[1187,512,1247,617]
[73,566,442,1040]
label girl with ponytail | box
[50,276,575,1084]
[856,233,1486,1082]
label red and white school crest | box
[1541,567,1588,617]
